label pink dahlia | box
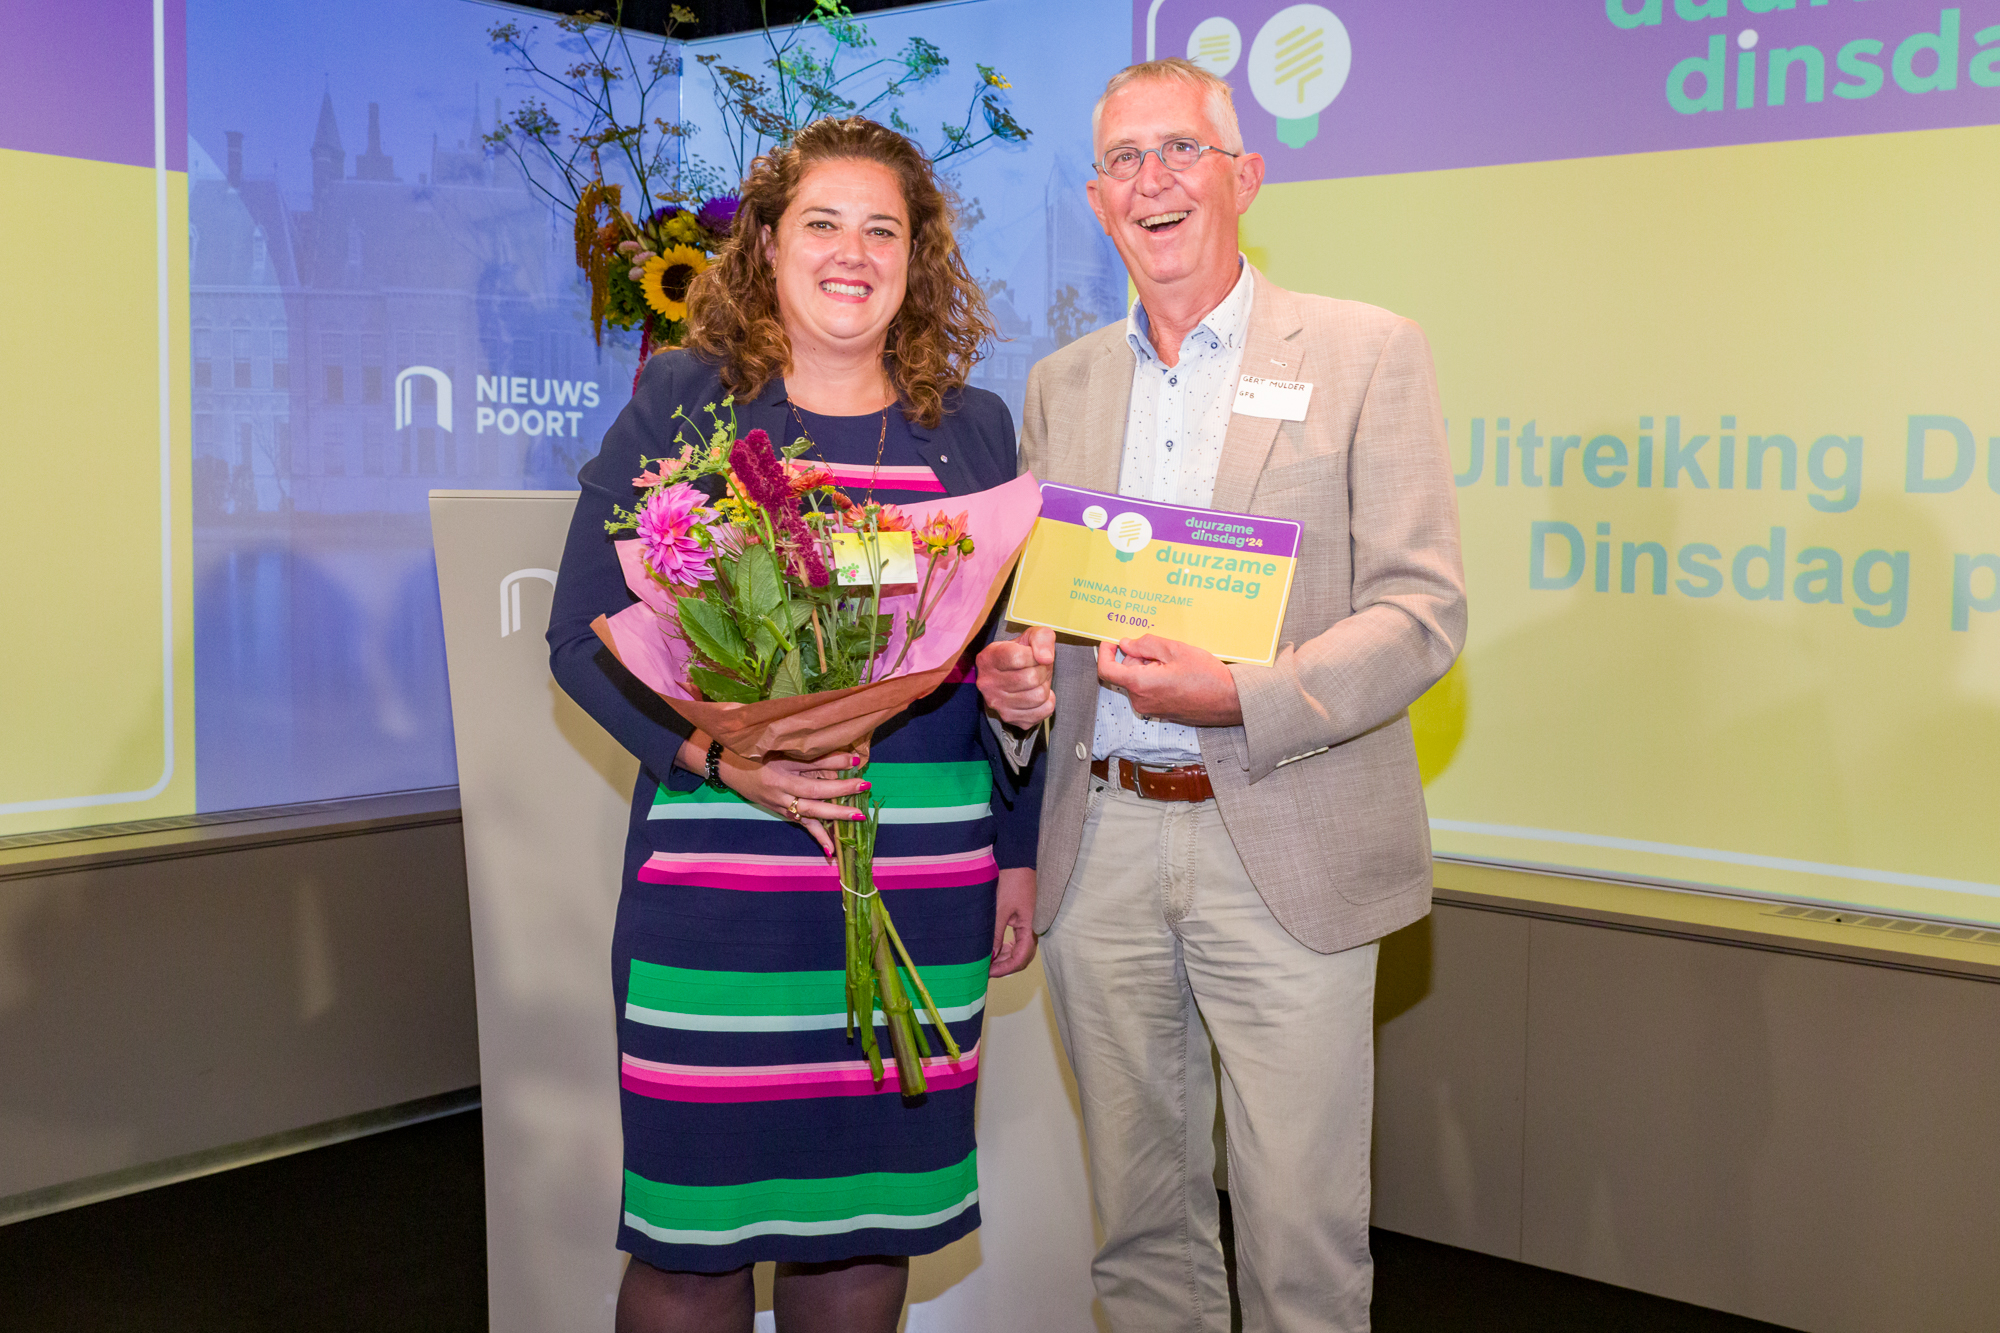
[636,482,714,585]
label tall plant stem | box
[876,899,960,1060]
[871,917,927,1096]
[832,761,962,1095]
[884,550,963,680]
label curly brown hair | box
[683,117,995,430]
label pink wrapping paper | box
[591,471,1042,761]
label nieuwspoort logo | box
[395,365,453,432]
[389,365,604,441]
[1606,3,2000,114]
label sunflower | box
[639,245,709,321]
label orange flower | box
[838,498,911,532]
[917,510,970,554]
[786,460,833,494]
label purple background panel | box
[0,0,185,170]
[1136,0,2000,182]
[1037,483,1301,558]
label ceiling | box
[503,0,928,41]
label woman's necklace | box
[789,401,889,498]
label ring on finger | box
[787,796,801,820]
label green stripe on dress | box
[627,957,989,1021]
[623,1152,978,1242]
[651,761,991,822]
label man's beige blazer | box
[1019,266,1466,955]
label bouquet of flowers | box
[592,403,1042,1095]
[578,191,739,363]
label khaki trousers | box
[1040,778,1379,1333]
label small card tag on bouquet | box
[830,530,919,595]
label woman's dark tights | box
[615,1254,910,1333]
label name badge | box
[1233,374,1312,422]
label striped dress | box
[610,408,1000,1272]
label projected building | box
[188,90,644,811]
[188,92,628,526]
[963,160,1126,422]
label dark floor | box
[0,1109,1796,1332]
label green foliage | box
[738,545,784,621]
[485,1,736,347]
[677,594,753,678]
[768,648,809,699]
[698,0,1031,181]
[484,1,703,220]
[686,663,760,703]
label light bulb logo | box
[1248,4,1351,150]
[1082,504,1109,530]
[1106,512,1153,562]
[1186,16,1242,77]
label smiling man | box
[975,59,1466,1332]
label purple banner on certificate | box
[1035,484,1303,559]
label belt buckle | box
[1130,760,1187,802]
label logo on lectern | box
[500,568,559,637]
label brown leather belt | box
[1090,757,1214,803]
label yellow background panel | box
[1246,126,2000,923]
[0,147,193,833]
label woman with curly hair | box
[546,116,1044,1333]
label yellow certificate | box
[1005,484,1302,665]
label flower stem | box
[877,898,961,1061]
[884,549,962,680]
[832,759,961,1096]
[871,920,927,1096]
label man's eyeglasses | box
[1094,137,1240,182]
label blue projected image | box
[187,0,657,812]
[188,0,1129,816]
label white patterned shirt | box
[1091,259,1255,765]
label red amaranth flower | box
[725,430,828,586]
[728,430,794,512]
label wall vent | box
[1764,904,2000,947]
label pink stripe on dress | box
[621,1043,981,1102]
[637,849,997,892]
[822,462,945,493]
